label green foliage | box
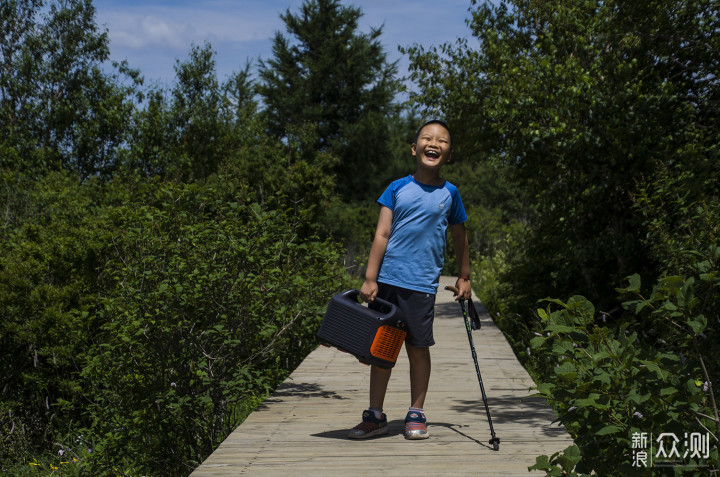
[528,445,583,477]
[0,171,346,475]
[122,44,259,182]
[258,0,401,201]
[1,2,394,470]
[528,262,719,475]
[319,199,378,275]
[406,7,720,473]
[77,178,345,475]
[167,43,231,180]
[222,118,338,236]
[526,181,720,475]
[0,0,140,178]
[0,170,111,467]
[405,0,720,317]
[2,0,398,474]
[121,85,173,177]
[634,162,720,278]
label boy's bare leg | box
[368,344,431,409]
[349,365,391,439]
[406,344,431,409]
[369,365,392,409]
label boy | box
[348,119,472,440]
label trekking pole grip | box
[444,285,459,295]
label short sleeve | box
[377,175,413,211]
[448,185,468,225]
[377,185,395,210]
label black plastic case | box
[318,289,406,369]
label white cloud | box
[93,0,477,85]
[106,14,191,50]
[96,4,285,52]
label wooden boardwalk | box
[191,277,573,476]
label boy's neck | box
[412,170,444,186]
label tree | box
[123,45,260,182]
[0,171,348,474]
[0,170,110,468]
[0,0,140,179]
[168,43,226,180]
[405,0,720,315]
[258,0,401,201]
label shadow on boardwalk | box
[264,381,349,402]
[191,277,574,477]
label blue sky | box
[93,0,479,91]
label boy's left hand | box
[455,278,472,301]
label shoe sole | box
[404,429,430,440]
[347,425,389,439]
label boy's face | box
[412,123,453,171]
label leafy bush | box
[74,179,345,475]
[0,171,109,468]
[528,261,719,475]
[0,172,347,475]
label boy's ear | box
[411,143,417,156]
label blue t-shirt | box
[377,175,468,294]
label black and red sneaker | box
[347,410,389,439]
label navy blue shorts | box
[370,282,436,347]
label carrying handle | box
[342,289,397,318]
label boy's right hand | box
[359,280,378,303]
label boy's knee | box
[406,344,431,358]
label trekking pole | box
[445,285,501,451]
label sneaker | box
[347,410,388,439]
[404,410,429,439]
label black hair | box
[414,119,453,149]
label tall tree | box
[406,0,720,312]
[258,0,401,201]
[168,43,225,180]
[124,45,259,181]
[0,0,139,179]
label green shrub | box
[0,172,347,475]
[528,259,719,475]
[0,171,109,469]
[75,178,346,475]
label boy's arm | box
[359,206,393,302]
[449,222,472,301]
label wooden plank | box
[191,277,573,476]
